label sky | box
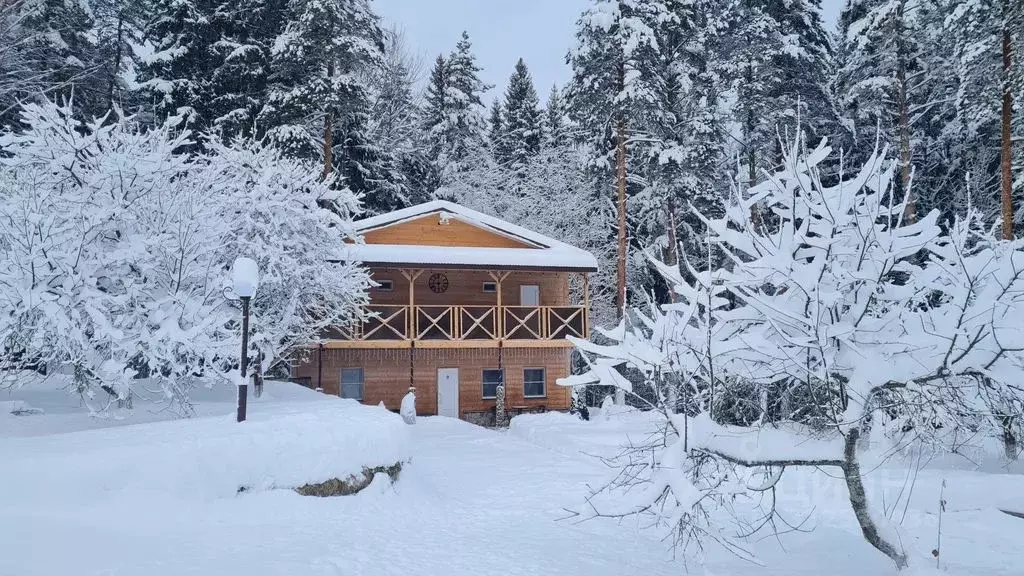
[373,0,846,105]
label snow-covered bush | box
[567,139,1024,570]
[0,100,370,411]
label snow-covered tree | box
[0,0,99,124]
[568,140,1024,570]
[495,58,542,174]
[0,99,371,411]
[359,26,431,211]
[262,0,383,164]
[542,84,568,149]
[835,0,919,218]
[421,31,490,184]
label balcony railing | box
[336,305,587,342]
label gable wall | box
[362,213,536,248]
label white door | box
[437,368,459,417]
[520,285,540,306]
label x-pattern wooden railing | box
[345,305,586,341]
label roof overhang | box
[336,244,599,273]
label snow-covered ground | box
[1,383,1022,575]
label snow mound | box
[509,409,662,459]
[0,399,408,502]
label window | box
[482,281,497,293]
[375,279,393,291]
[524,368,546,398]
[341,368,364,400]
[482,369,504,399]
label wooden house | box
[290,200,598,423]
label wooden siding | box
[369,268,570,307]
[362,213,536,249]
[291,347,572,417]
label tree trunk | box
[106,14,125,112]
[843,429,909,569]
[896,0,914,224]
[613,63,628,409]
[322,62,336,180]
[745,60,762,231]
[665,198,680,292]
[615,66,628,322]
[1002,415,1019,460]
[1001,0,1014,240]
[322,112,334,179]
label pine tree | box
[91,0,147,114]
[488,99,504,151]
[497,58,542,173]
[8,0,99,122]
[567,0,668,320]
[360,27,427,211]
[835,0,919,219]
[208,0,288,140]
[422,31,490,183]
[137,0,221,128]
[543,84,568,148]
[262,0,384,170]
[422,55,448,134]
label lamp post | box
[232,257,259,423]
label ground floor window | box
[523,368,546,398]
[341,368,364,400]
[482,369,504,399]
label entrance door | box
[437,368,459,417]
[520,285,540,306]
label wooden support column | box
[400,269,423,388]
[487,271,511,339]
[316,343,324,392]
[582,272,590,338]
[488,270,511,427]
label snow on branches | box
[565,138,1024,570]
[0,99,370,411]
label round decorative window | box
[428,273,449,294]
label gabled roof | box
[342,200,599,272]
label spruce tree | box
[498,58,542,173]
[835,0,919,218]
[488,99,504,152]
[91,0,147,114]
[137,0,221,128]
[262,0,384,166]
[422,31,490,182]
[543,85,568,149]
[11,0,99,121]
[567,0,668,319]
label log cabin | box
[290,200,598,424]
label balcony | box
[327,305,588,348]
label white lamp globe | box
[232,257,260,298]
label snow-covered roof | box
[343,200,599,272]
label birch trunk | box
[843,429,909,569]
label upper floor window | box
[376,279,393,291]
[482,281,497,293]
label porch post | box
[582,272,590,338]
[316,343,324,392]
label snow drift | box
[0,399,408,502]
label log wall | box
[291,346,572,417]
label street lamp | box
[232,257,259,423]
